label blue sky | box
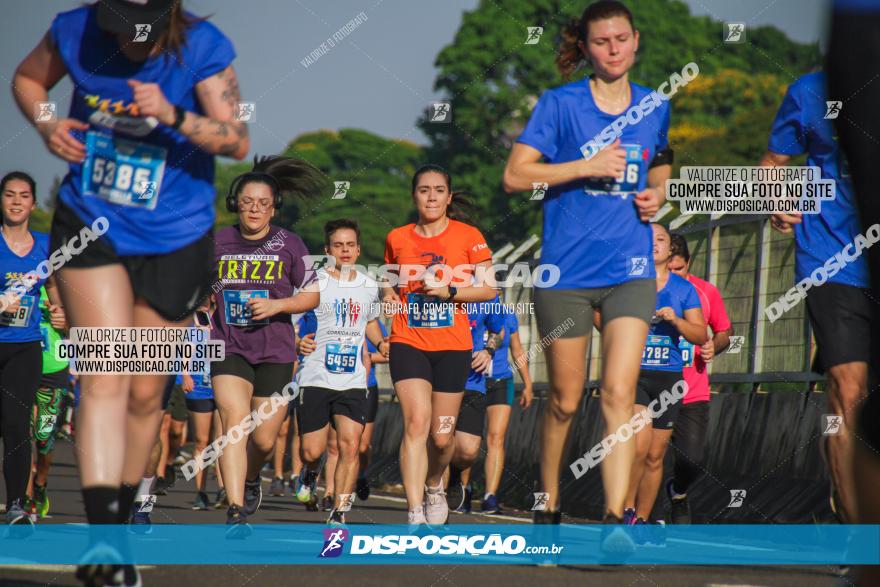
[0,0,828,204]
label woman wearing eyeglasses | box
[210,156,322,535]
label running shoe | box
[192,491,210,511]
[225,505,252,539]
[129,501,152,535]
[599,513,636,558]
[321,494,334,512]
[327,509,346,528]
[424,484,448,525]
[451,484,471,514]
[164,465,177,490]
[269,477,286,497]
[407,506,427,528]
[25,497,38,522]
[480,494,501,515]
[355,477,370,501]
[75,542,141,587]
[632,518,649,545]
[154,477,168,496]
[5,499,34,527]
[295,469,318,505]
[213,488,227,509]
[622,507,637,525]
[243,477,263,516]
[532,510,561,524]
[34,484,50,518]
[647,520,667,546]
[666,479,691,524]
[288,474,298,494]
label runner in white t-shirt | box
[293,219,389,526]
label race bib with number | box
[407,293,453,329]
[223,290,269,327]
[0,295,35,328]
[679,337,695,368]
[642,334,673,367]
[82,131,167,210]
[325,342,358,374]
[584,143,645,197]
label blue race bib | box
[0,295,35,328]
[584,143,644,197]
[223,290,269,327]
[407,293,453,329]
[325,342,358,374]
[679,337,695,368]
[82,131,167,210]
[642,334,673,367]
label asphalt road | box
[0,440,850,587]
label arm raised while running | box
[248,286,320,321]
[128,65,249,159]
[657,306,707,346]
[424,260,498,303]
[13,32,88,163]
[502,141,627,193]
[759,151,802,233]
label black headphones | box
[225,172,283,213]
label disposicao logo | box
[319,528,349,558]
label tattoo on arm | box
[179,66,249,158]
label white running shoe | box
[407,506,427,528]
[424,483,448,525]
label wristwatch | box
[170,105,186,130]
[446,286,458,302]
[485,346,496,357]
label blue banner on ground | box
[0,524,877,565]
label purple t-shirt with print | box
[211,225,312,364]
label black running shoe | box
[666,479,691,524]
[213,488,227,509]
[243,477,262,516]
[225,505,252,539]
[321,495,334,512]
[532,509,561,524]
[355,477,370,501]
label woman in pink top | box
[665,233,734,523]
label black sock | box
[118,484,139,523]
[83,486,121,525]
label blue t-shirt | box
[365,320,388,388]
[175,369,213,400]
[51,6,236,256]
[517,79,671,288]
[464,302,506,394]
[641,273,701,372]
[768,72,867,287]
[835,0,880,11]
[0,232,50,343]
[490,311,519,380]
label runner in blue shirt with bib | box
[762,70,875,525]
[0,172,66,529]
[621,223,704,534]
[502,0,673,532]
[448,300,505,514]
[13,2,250,581]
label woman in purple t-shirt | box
[209,155,322,534]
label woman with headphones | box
[211,155,322,535]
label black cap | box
[95,0,175,38]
